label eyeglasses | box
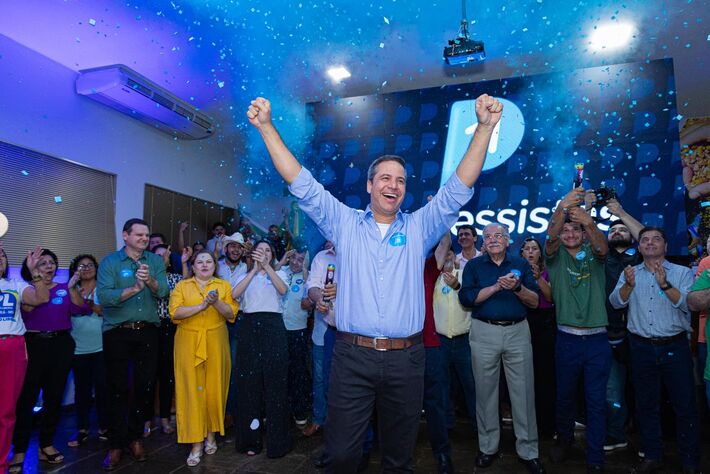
[482,233,507,241]
[78,263,96,269]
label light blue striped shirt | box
[609,260,694,338]
[289,167,474,338]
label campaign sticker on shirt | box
[442,286,451,295]
[291,284,300,293]
[389,232,407,247]
[51,297,64,305]
[511,269,522,279]
[295,278,304,285]
[0,291,19,321]
[575,250,587,260]
[55,289,68,297]
[120,269,133,278]
[625,248,637,256]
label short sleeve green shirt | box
[545,243,608,328]
[691,269,710,381]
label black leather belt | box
[337,331,422,351]
[630,332,685,346]
[118,321,153,330]
[477,317,525,326]
[25,330,69,338]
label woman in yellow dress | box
[169,250,238,466]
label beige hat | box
[223,232,245,247]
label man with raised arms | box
[246,94,501,473]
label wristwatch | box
[660,281,673,291]
[513,284,522,293]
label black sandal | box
[38,447,65,464]
[67,430,90,447]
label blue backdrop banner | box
[304,59,684,254]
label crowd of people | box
[0,93,707,474]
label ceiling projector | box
[444,37,486,65]
[444,0,485,65]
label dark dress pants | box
[324,339,425,473]
[103,325,159,449]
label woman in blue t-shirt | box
[67,254,109,447]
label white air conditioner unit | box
[75,64,214,140]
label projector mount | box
[443,0,486,64]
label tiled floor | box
[17,410,710,473]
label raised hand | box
[68,271,81,288]
[623,265,636,287]
[475,94,503,128]
[179,221,189,232]
[584,190,597,209]
[246,97,273,129]
[568,206,593,226]
[252,248,268,269]
[181,246,193,264]
[26,246,43,273]
[561,187,585,209]
[606,198,623,217]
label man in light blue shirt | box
[609,227,699,473]
[246,94,501,473]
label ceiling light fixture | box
[327,66,351,82]
[588,22,635,51]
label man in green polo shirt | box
[97,218,169,471]
[544,188,610,473]
[688,269,710,410]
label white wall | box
[0,34,247,248]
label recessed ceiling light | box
[588,22,635,51]
[327,66,351,82]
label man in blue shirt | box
[458,223,544,474]
[247,94,501,472]
[609,227,698,474]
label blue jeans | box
[629,335,699,469]
[706,380,710,412]
[555,331,611,466]
[605,349,628,442]
[312,344,327,425]
[439,334,477,421]
[424,346,449,457]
